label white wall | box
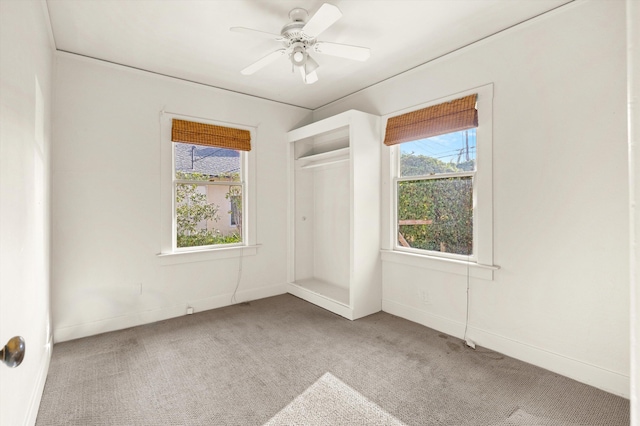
[628,0,640,419]
[51,53,310,342]
[0,1,54,425]
[315,0,629,397]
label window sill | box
[380,249,498,280]
[157,245,259,265]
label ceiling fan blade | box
[298,66,318,84]
[230,27,285,42]
[305,55,319,74]
[297,54,319,84]
[302,3,342,38]
[305,70,318,84]
[313,41,370,61]
[241,49,287,75]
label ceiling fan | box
[230,3,370,84]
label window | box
[174,142,243,248]
[160,114,257,257]
[384,85,493,268]
[397,129,475,257]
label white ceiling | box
[46,0,572,110]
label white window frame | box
[381,84,495,277]
[159,112,257,263]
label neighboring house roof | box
[175,143,240,176]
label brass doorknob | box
[1,336,25,368]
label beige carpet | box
[265,372,406,425]
[36,294,629,425]
[491,408,583,426]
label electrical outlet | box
[132,283,142,295]
[186,306,194,315]
[420,290,431,305]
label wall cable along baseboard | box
[231,250,244,304]
[463,253,475,349]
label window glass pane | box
[400,129,476,177]
[397,176,472,255]
[229,194,240,226]
[176,183,243,248]
[175,142,241,182]
[174,142,243,248]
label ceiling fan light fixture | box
[293,51,305,63]
[290,42,307,67]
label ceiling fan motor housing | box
[281,8,316,48]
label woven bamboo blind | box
[384,94,478,146]
[171,119,251,151]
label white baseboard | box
[25,336,52,426]
[287,282,354,320]
[382,299,630,399]
[189,283,287,312]
[382,299,467,338]
[53,283,287,343]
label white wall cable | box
[230,251,244,304]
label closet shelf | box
[300,158,348,170]
[296,147,350,167]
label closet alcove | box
[287,110,381,320]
